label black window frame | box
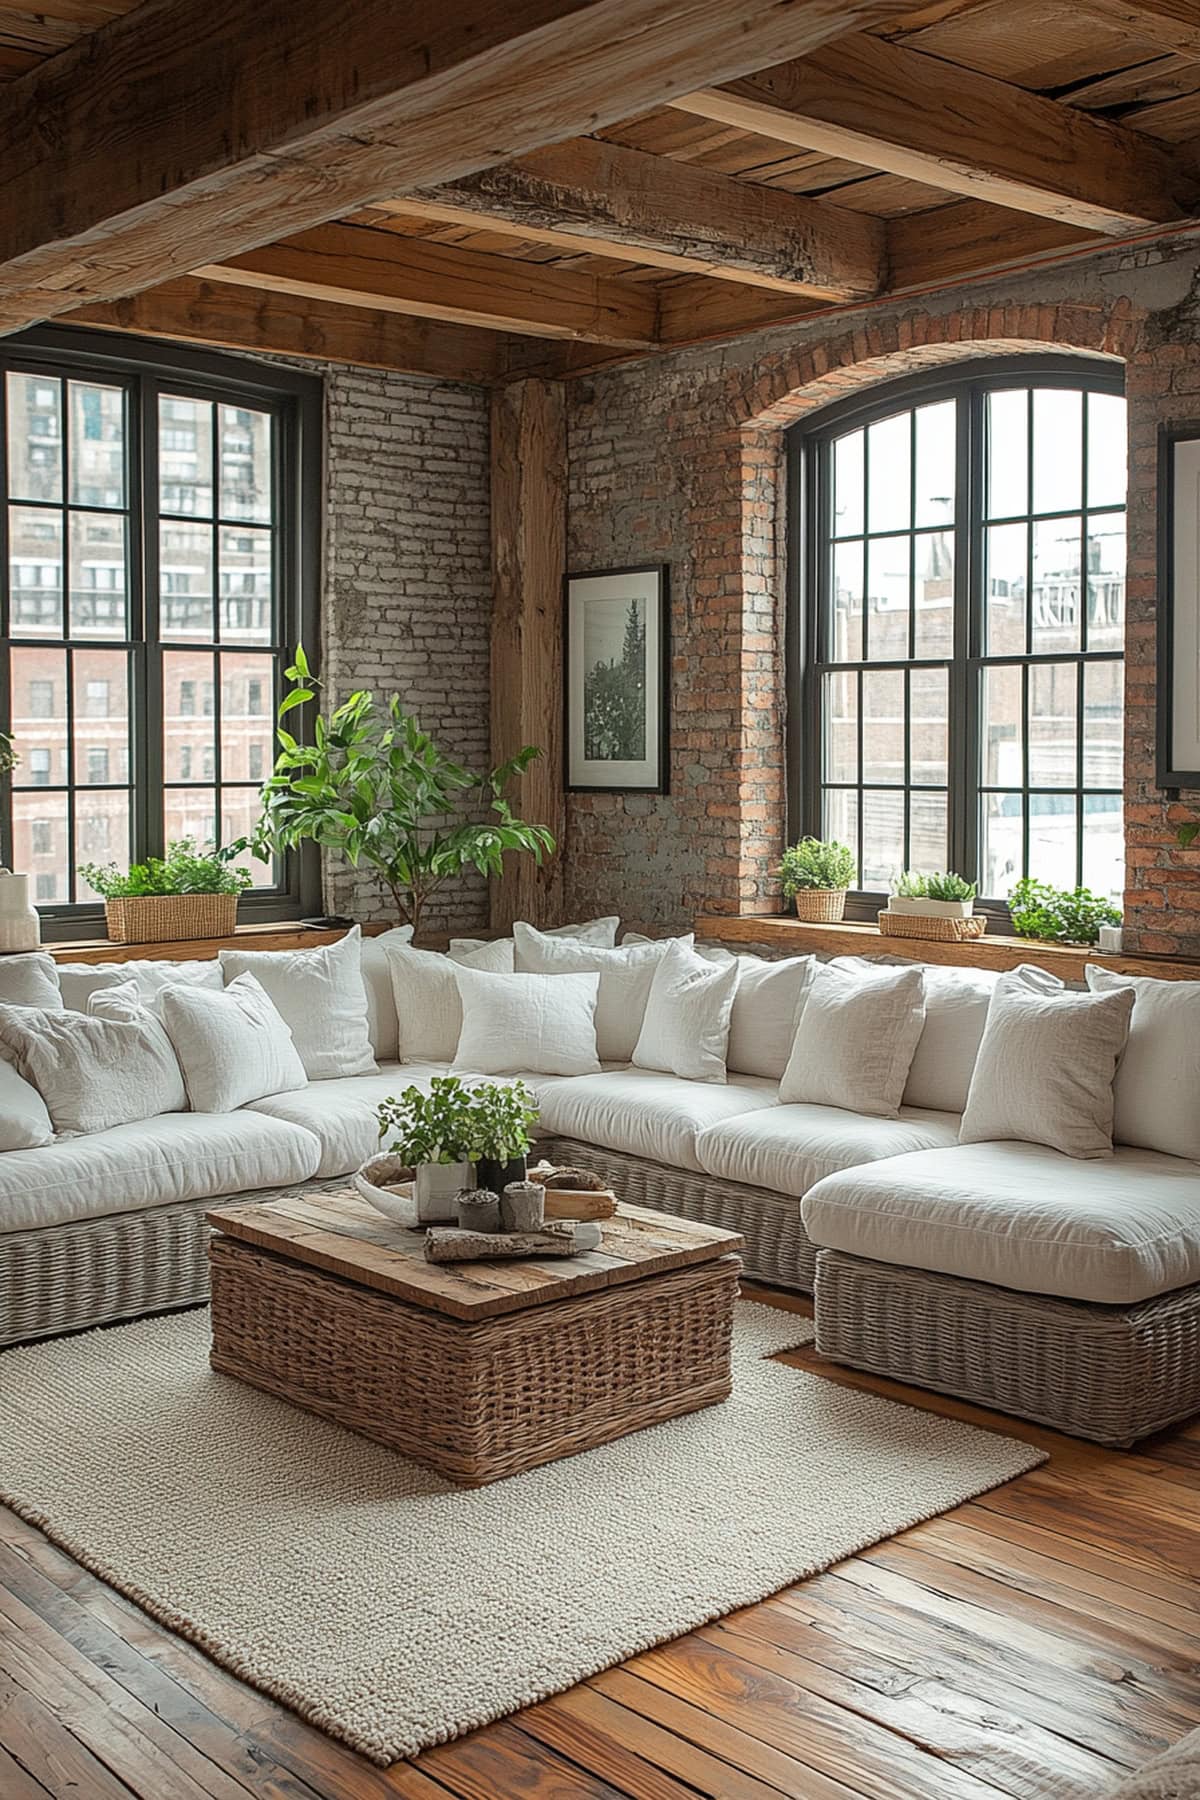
[787,354,1126,923]
[0,325,323,940]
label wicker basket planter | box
[792,888,848,923]
[104,892,239,944]
[877,908,988,944]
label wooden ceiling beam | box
[393,136,886,300]
[1076,0,1200,59]
[672,31,1191,233]
[887,202,1100,291]
[65,276,513,382]
[198,222,660,348]
[0,0,919,336]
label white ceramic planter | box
[889,896,974,920]
[0,870,40,952]
[414,1160,473,1223]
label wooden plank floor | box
[1,1284,1197,1799]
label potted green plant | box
[467,1080,540,1194]
[253,648,555,935]
[375,1077,477,1222]
[77,839,253,943]
[890,870,978,920]
[1008,878,1122,948]
[777,837,857,923]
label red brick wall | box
[565,251,1200,955]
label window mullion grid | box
[1076,657,1086,889]
[0,376,11,874]
[856,667,865,883]
[952,388,976,887]
[140,379,162,863]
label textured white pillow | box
[632,940,740,1083]
[220,926,376,1080]
[780,961,927,1118]
[902,965,998,1115]
[361,925,414,1061]
[452,967,601,1076]
[383,939,512,1063]
[0,1058,53,1149]
[0,1000,185,1135]
[0,951,62,1010]
[513,925,691,1062]
[960,970,1135,1158]
[57,956,222,1014]
[451,915,619,955]
[723,953,815,1079]
[161,973,307,1112]
[87,985,189,1114]
[1086,967,1200,1161]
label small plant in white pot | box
[778,837,856,922]
[375,1077,476,1223]
[890,870,977,920]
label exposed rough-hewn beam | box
[656,276,821,344]
[887,203,1100,292]
[199,222,659,348]
[673,32,1190,233]
[394,137,886,300]
[0,0,918,335]
[67,276,515,381]
[1079,0,1200,57]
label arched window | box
[788,357,1126,910]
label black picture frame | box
[1157,421,1200,788]
[563,563,670,794]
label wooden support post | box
[490,377,567,933]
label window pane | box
[910,666,948,785]
[163,650,216,785]
[1086,511,1125,653]
[831,540,863,662]
[982,666,1022,789]
[865,535,909,660]
[1031,516,1081,654]
[908,791,947,872]
[913,528,953,660]
[982,793,1022,898]
[10,646,66,787]
[69,382,125,509]
[1032,387,1081,516]
[220,651,275,783]
[984,521,1025,655]
[862,668,905,784]
[159,521,214,642]
[986,388,1028,520]
[822,789,859,880]
[1082,793,1123,901]
[73,651,128,788]
[165,787,218,850]
[867,412,911,534]
[76,791,130,893]
[219,525,273,642]
[822,670,858,784]
[1087,392,1126,511]
[13,790,69,902]
[7,373,62,503]
[9,504,63,637]
[832,428,864,538]
[1084,660,1123,788]
[914,400,955,528]
[1029,792,1078,890]
[1029,663,1077,788]
[861,789,905,887]
[219,790,273,882]
[159,395,213,517]
[219,405,272,523]
[69,511,127,638]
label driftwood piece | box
[543,1188,617,1222]
[423,1220,604,1263]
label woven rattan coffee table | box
[206,1187,743,1486]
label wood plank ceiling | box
[5,0,1200,379]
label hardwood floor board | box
[950,1502,1200,1611]
[512,1690,709,1799]
[0,1672,141,1799]
[418,1718,631,1798]
[0,1735,57,1799]
[975,1474,1200,1582]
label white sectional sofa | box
[0,925,1197,1448]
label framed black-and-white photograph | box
[1158,423,1200,786]
[565,564,669,793]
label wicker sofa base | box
[813,1249,1200,1446]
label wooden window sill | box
[695,913,1200,984]
[45,920,393,965]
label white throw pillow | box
[161,973,307,1113]
[57,956,223,1013]
[903,965,998,1115]
[723,952,815,1079]
[220,926,376,1080]
[87,986,189,1114]
[452,967,601,1077]
[513,925,691,1062]
[780,961,927,1118]
[361,925,414,1061]
[448,939,515,973]
[0,1059,53,1149]
[383,940,512,1063]
[451,915,619,955]
[0,1000,185,1136]
[1086,967,1200,1162]
[632,940,740,1083]
[0,951,62,1010]
[959,970,1135,1159]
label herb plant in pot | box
[778,837,856,923]
[467,1080,540,1194]
[891,870,978,920]
[1008,878,1121,948]
[375,1077,476,1223]
[78,839,253,944]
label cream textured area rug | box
[0,1302,1045,1764]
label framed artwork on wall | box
[564,564,670,793]
[1158,423,1200,787]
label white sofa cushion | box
[696,1103,961,1200]
[513,926,687,1061]
[0,1000,186,1136]
[725,953,814,1079]
[633,940,739,1083]
[246,1062,457,1178]
[162,973,307,1112]
[801,1140,1200,1305]
[57,956,222,1013]
[528,1067,779,1172]
[780,961,926,1118]
[452,915,619,955]
[0,1059,53,1151]
[383,940,513,1063]
[361,926,413,1060]
[220,926,376,1080]
[0,951,62,1009]
[1086,966,1200,1163]
[0,1110,321,1236]
[453,967,601,1076]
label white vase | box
[0,870,41,953]
[414,1160,473,1223]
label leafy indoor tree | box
[254,649,556,934]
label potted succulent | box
[77,838,253,943]
[376,1077,476,1222]
[467,1080,540,1194]
[777,836,857,922]
[1008,878,1122,948]
[890,870,978,920]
